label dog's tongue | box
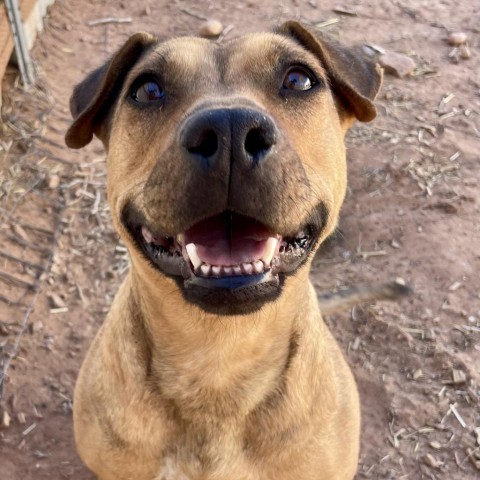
[184,212,278,266]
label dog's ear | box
[277,21,382,122]
[65,32,157,149]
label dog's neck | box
[127,265,318,421]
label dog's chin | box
[122,207,325,316]
[180,273,283,315]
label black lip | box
[182,273,283,315]
[121,203,327,315]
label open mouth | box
[124,208,321,314]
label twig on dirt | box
[313,17,340,28]
[364,43,386,55]
[449,403,467,429]
[332,6,357,16]
[439,111,461,121]
[91,189,101,215]
[463,446,480,465]
[86,17,132,27]
[50,307,68,314]
[180,8,208,21]
[217,24,234,42]
[441,93,455,105]
[357,250,387,260]
[22,422,37,436]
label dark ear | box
[277,21,382,122]
[65,32,157,149]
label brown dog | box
[65,21,382,480]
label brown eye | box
[131,80,164,103]
[282,68,315,91]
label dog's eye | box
[131,80,164,103]
[282,68,315,91]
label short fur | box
[66,21,383,480]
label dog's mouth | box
[125,208,321,314]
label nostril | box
[186,129,218,158]
[244,127,275,162]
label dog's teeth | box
[223,266,233,275]
[200,264,211,276]
[185,243,202,270]
[242,263,253,274]
[212,266,222,277]
[233,265,242,275]
[253,260,264,274]
[142,226,154,244]
[260,237,279,266]
[176,233,185,245]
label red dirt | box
[0,1,479,479]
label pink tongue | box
[184,213,274,266]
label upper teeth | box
[142,226,154,244]
[186,243,202,270]
[261,237,279,265]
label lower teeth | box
[196,261,269,278]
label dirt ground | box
[0,0,479,478]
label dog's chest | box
[155,456,193,480]
[154,430,261,480]
[155,453,259,480]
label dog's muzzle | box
[122,106,327,315]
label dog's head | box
[66,22,382,315]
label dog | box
[65,21,383,480]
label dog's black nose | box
[180,108,277,169]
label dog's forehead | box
[136,32,319,79]
[223,33,316,75]
[149,36,217,70]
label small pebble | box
[49,293,66,309]
[199,19,223,39]
[29,320,44,334]
[379,51,416,78]
[447,32,467,46]
[451,368,466,385]
[425,328,436,341]
[1,410,11,429]
[425,453,443,469]
[413,369,423,380]
[48,174,60,189]
[12,224,30,242]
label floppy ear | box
[65,32,157,149]
[277,21,382,122]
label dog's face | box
[66,22,381,315]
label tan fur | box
[66,22,383,480]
